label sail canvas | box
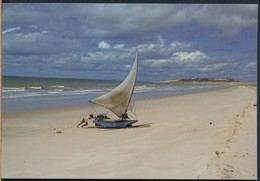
[89,50,138,117]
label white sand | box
[1,86,257,179]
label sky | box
[2,3,258,82]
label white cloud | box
[157,35,165,46]
[124,64,131,69]
[245,62,257,68]
[83,52,108,62]
[198,63,227,72]
[143,50,209,68]
[98,41,125,49]
[170,41,192,49]
[30,25,38,29]
[144,59,168,67]
[55,53,77,65]
[98,41,111,49]
[3,27,21,34]
[14,31,48,42]
[173,51,208,62]
[82,51,123,63]
[137,43,156,52]
[114,44,125,49]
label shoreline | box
[2,85,257,179]
[3,78,249,115]
[2,85,238,116]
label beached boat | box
[89,49,139,128]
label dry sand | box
[1,86,257,179]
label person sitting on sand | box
[77,113,96,128]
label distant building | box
[178,78,237,82]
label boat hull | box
[93,119,138,128]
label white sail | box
[128,98,136,115]
[89,49,138,117]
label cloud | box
[3,3,258,44]
[3,29,83,56]
[197,63,227,72]
[54,53,77,65]
[2,3,257,82]
[114,44,125,49]
[245,62,257,69]
[77,4,257,39]
[143,59,168,67]
[143,50,208,67]
[170,41,192,49]
[124,64,132,70]
[3,27,21,34]
[15,30,48,42]
[98,41,125,49]
[173,51,208,62]
[30,25,38,29]
[4,4,255,40]
[80,49,134,64]
[189,4,257,38]
[137,37,196,61]
[98,41,111,49]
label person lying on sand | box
[77,113,96,128]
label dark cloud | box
[2,3,257,82]
[4,4,256,40]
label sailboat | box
[89,49,139,128]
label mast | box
[124,48,138,116]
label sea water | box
[2,76,225,114]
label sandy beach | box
[2,85,257,179]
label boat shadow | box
[86,122,153,130]
[129,122,153,128]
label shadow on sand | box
[85,122,153,130]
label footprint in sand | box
[217,163,234,179]
[215,151,225,157]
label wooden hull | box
[93,119,138,128]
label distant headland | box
[159,78,256,86]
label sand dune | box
[2,86,257,179]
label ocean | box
[2,76,225,114]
